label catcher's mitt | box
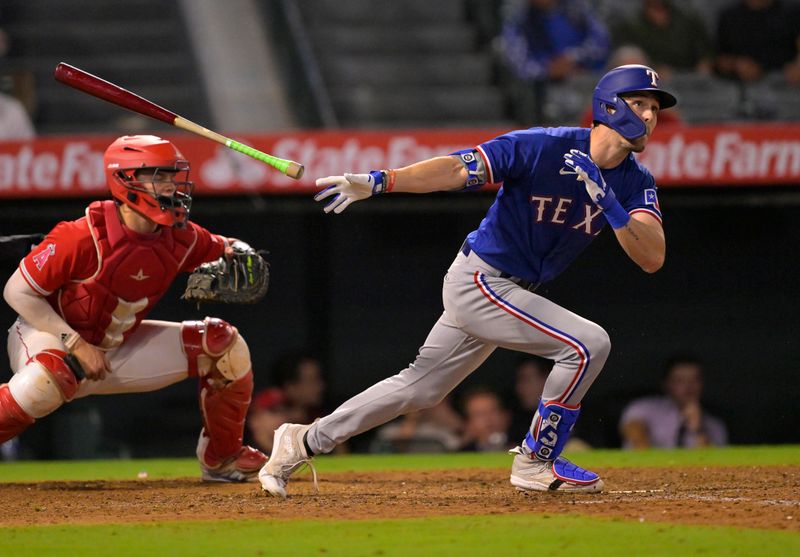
[182,242,269,305]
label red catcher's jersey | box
[19,200,226,349]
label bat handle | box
[226,139,304,180]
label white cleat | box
[259,473,288,499]
[509,446,604,493]
[258,423,317,499]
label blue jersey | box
[466,127,662,284]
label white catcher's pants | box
[307,250,611,454]
[7,317,190,398]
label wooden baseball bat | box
[54,62,304,180]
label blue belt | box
[460,242,539,292]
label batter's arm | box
[613,213,665,273]
[314,156,468,214]
[390,156,469,193]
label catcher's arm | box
[3,270,108,380]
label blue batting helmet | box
[592,64,677,140]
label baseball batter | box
[0,135,268,481]
[260,65,675,496]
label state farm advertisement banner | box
[0,124,798,198]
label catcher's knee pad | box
[7,349,79,418]
[181,317,251,381]
[524,400,581,461]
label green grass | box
[1,515,797,557]
[1,445,798,482]
[1,447,798,556]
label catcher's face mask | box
[124,166,194,228]
[104,135,194,228]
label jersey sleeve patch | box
[619,166,662,222]
[18,218,97,295]
[644,188,660,211]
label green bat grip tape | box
[226,139,290,174]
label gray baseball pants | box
[307,249,611,454]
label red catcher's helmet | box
[104,135,194,228]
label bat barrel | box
[54,62,178,125]
[55,62,305,180]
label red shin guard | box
[0,384,35,444]
[198,370,254,467]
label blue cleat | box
[509,447,604,492]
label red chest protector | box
[53,200,196,349]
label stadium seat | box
[742,73,800,121]
[298,0,507,128]
[2,0,210,133]
[667,72,742,123]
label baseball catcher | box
[0,135,268,481]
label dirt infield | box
[2,465,798,530]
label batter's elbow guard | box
[450,149,488,191]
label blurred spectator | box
[247,388,289,454]
[498,0,610,124]
[507,356,551,441]
[715,0,800,85]
[500,0,610,82]
[465,0,505,47]
[612,0,713,77]
[0,29,34,141]
[270,351,327,424]
[1,437,18,460]
[619,355,729,449]
[371,396,464,453]
[578,46,684,128]
[0,93,34,140]
[459,387,512,452]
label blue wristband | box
[368,171,386,195]
[603,198,631,229]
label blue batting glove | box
[563,149,630,229]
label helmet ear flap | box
[592,91,646,140]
